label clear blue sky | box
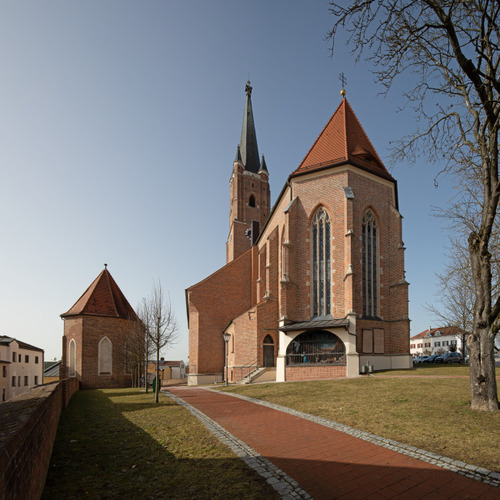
[0,1,454,363]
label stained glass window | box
[362,211,378,318]
[311,208,331,316]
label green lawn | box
[220,364,500,473]
[42,389,279,499]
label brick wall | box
[286,365,346,381]
[0,378,79,499]
[62,316,135,389]
[188,248,256,375]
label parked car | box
[435,352,462,363]
[413,356,428,364]
[425,354,439,363]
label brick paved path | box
[167,386,499,500]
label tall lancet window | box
[362,210,378,318]
[98,336,112,375]
[312,208,331,316]
[69,339,76,377]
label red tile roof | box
[61,268,138,320]
[292,98,394,182]
[410,326,464,340]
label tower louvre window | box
[311,208,331,317]
[362,210,378,318]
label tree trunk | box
[155,348,160,404]
[469,233,499,411]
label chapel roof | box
[61,267,138,320]
[292,97,394,182]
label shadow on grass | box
[42,389,276,499]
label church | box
[187,83,411,385]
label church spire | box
[238,81,260,173]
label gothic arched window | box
[311,208,331,317]
[98,336,112,375]
[69,339,76,377]
[362,210,378,318]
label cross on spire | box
[339,72,347,97]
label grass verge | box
[220,366,500,473]
[42,388,279,499]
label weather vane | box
[339,72,347,97]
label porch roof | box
[280,316,349,332]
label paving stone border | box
[163,389,312,500]
[207,387,500,489]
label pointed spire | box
[234,145,242,163]
[238,81,260,173]
[258,154,268,173]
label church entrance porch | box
[276,317,359,382]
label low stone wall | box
[0,378,79,499]
[285,365,346,381]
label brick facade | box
[187,93,411,385]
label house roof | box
[44,360,61,377]
[291,98,394,182]
[61,267,138,320]
[410,326,464,340]
[0,335,44,352]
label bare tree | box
[125,316,147,388]
[328,0,499,410]
[427,238,475,334]
[137,298,154,393]
[142,280,178,403]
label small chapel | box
[186,83,411,385]
[60,266,139,388]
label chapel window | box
[286,331,345,365]
[69,339,76,377]
[98,337,112,375]
[362,210,378,318]
[311,208,331,316]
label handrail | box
[238,359,259,382]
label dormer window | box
[249,195,256,208]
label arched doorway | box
[263,335,275,367]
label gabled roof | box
[61,267,138,320]
[292,98,394,182]
[410,326,464,340]
[0,335,43,352]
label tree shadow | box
[42,389,277,499]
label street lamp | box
[222,332,231,386]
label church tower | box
[226,81,270,263]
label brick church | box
[187,83,411,385]
[60,266,139,388]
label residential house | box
[0,336,44,402]
[410,326,466,358]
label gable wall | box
[188,247,256,375]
